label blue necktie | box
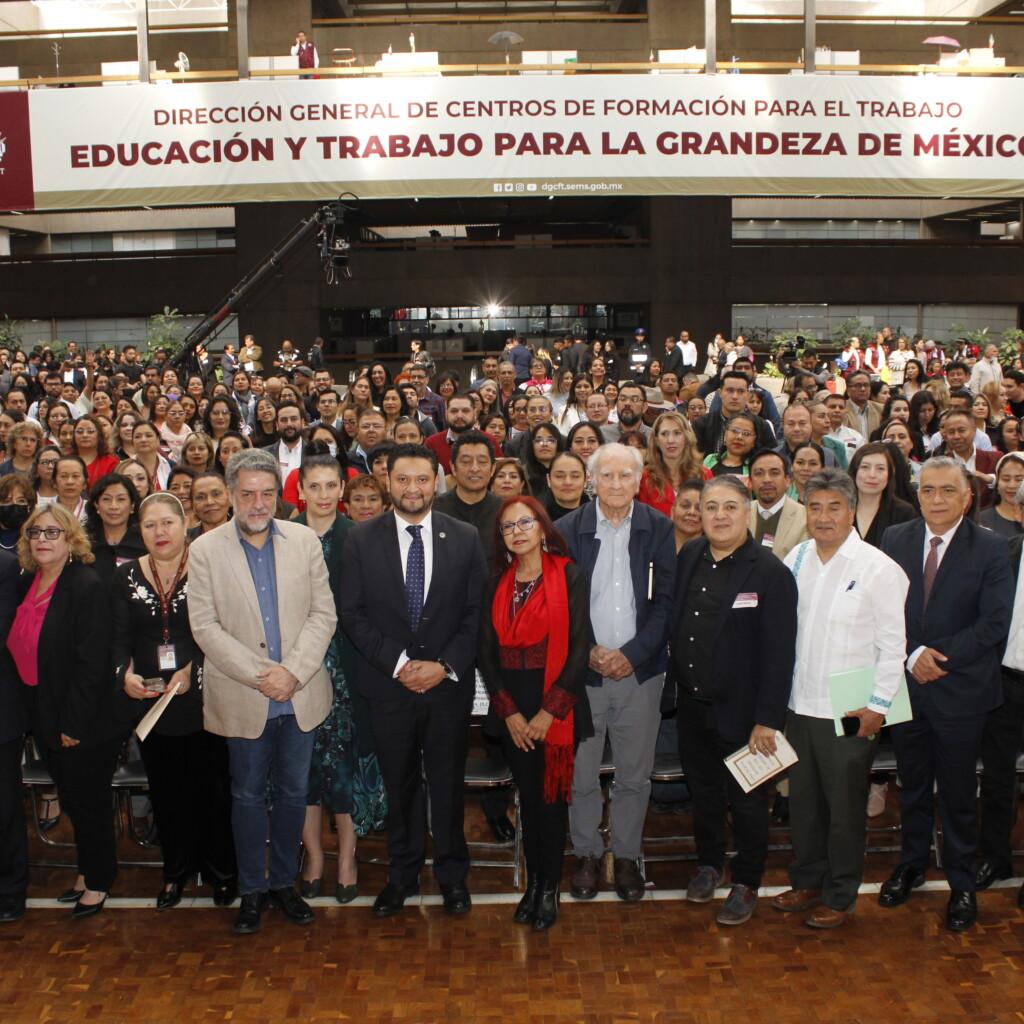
[406,524,424,631]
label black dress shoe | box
[72,895,106,920]
[212,881,238,907]
[56,887,84,904]
[0,900,25,923]
[946,890,977,932]
[373,882,418,919]
[532,883,560,932]
[156,880,185,911]
[441,882,471,915]
[487,815,516,844]
[268,887,314,925]
[879,865,926,908]
[974,860,1012,890]
[513,879,541,925]
[233,892,266,935]
[298,878,322,899]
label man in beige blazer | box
[840,370,884,440]
[239,334,263,373]
[189,448,335,936]
[748,449,809,561]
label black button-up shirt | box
[672,546,738,701]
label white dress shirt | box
[905,518,962,672]
[679,341,699,368]
[1003,561,1024,671]
[785,531,909,718]
[276,438,303,481]
[392,510,434,678]
[758,495,787,519]
[829,424,865,457]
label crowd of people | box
[0,326,1021,938]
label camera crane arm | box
[171,196,355,374]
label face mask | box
[0,504,29,530]
[327,443,338,458]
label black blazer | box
[881,516,1014,717]
[0,550,29,745]
[670,536,798,737]
[859,497,918,549]
[339,510,486,703]
[478,561,594,742]
[31,560,116,750]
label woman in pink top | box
[7,503,118,919]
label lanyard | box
[149,549,188,644]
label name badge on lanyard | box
[151,551,188,675]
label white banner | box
[4,73,1024,210]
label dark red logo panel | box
[0,93,34,211]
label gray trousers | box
[785,711,877,912]
[570,673,664,860]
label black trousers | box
[43,736,122,893]
[369,690,472,890]
[495,667,570,884]
[891,710,987,892]
[978,671,1024,870]
[677,695,769,889]
[140,730,237,886]
[0,735,27,905]
[480,732,511,821]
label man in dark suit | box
[880,457,1014,931]
[0,550,28,923]
[561,336,593,377]
[340,443,486,918]
[671,474,797,925]
[976,532,1024,909]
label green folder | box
[826,666,913,737]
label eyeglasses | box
[27,527,65,540]
[499,516,538,535]
[727,427,755,439]
[534,437,558,447]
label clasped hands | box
[589,645,633,681]
[257,663,299,702]
[505,710,554,752]
[398,660,446,695]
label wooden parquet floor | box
[2,794,1023,1024]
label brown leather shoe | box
[570,856,601,900]
[805,905,847,929]
[771,888,821,913]
[613,858,645,902]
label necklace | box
[512,574,541,615]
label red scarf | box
[492,552,574,802]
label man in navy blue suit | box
[880,457,1014,931]
[340,444,485,920]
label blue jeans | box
[227,715,316,896]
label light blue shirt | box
[590,501,637,651]
[236,519,292,719]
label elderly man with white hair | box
[556,443,676,902]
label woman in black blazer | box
[6,503,119,919]
[478,495,591,932]
[849,442,919,548]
